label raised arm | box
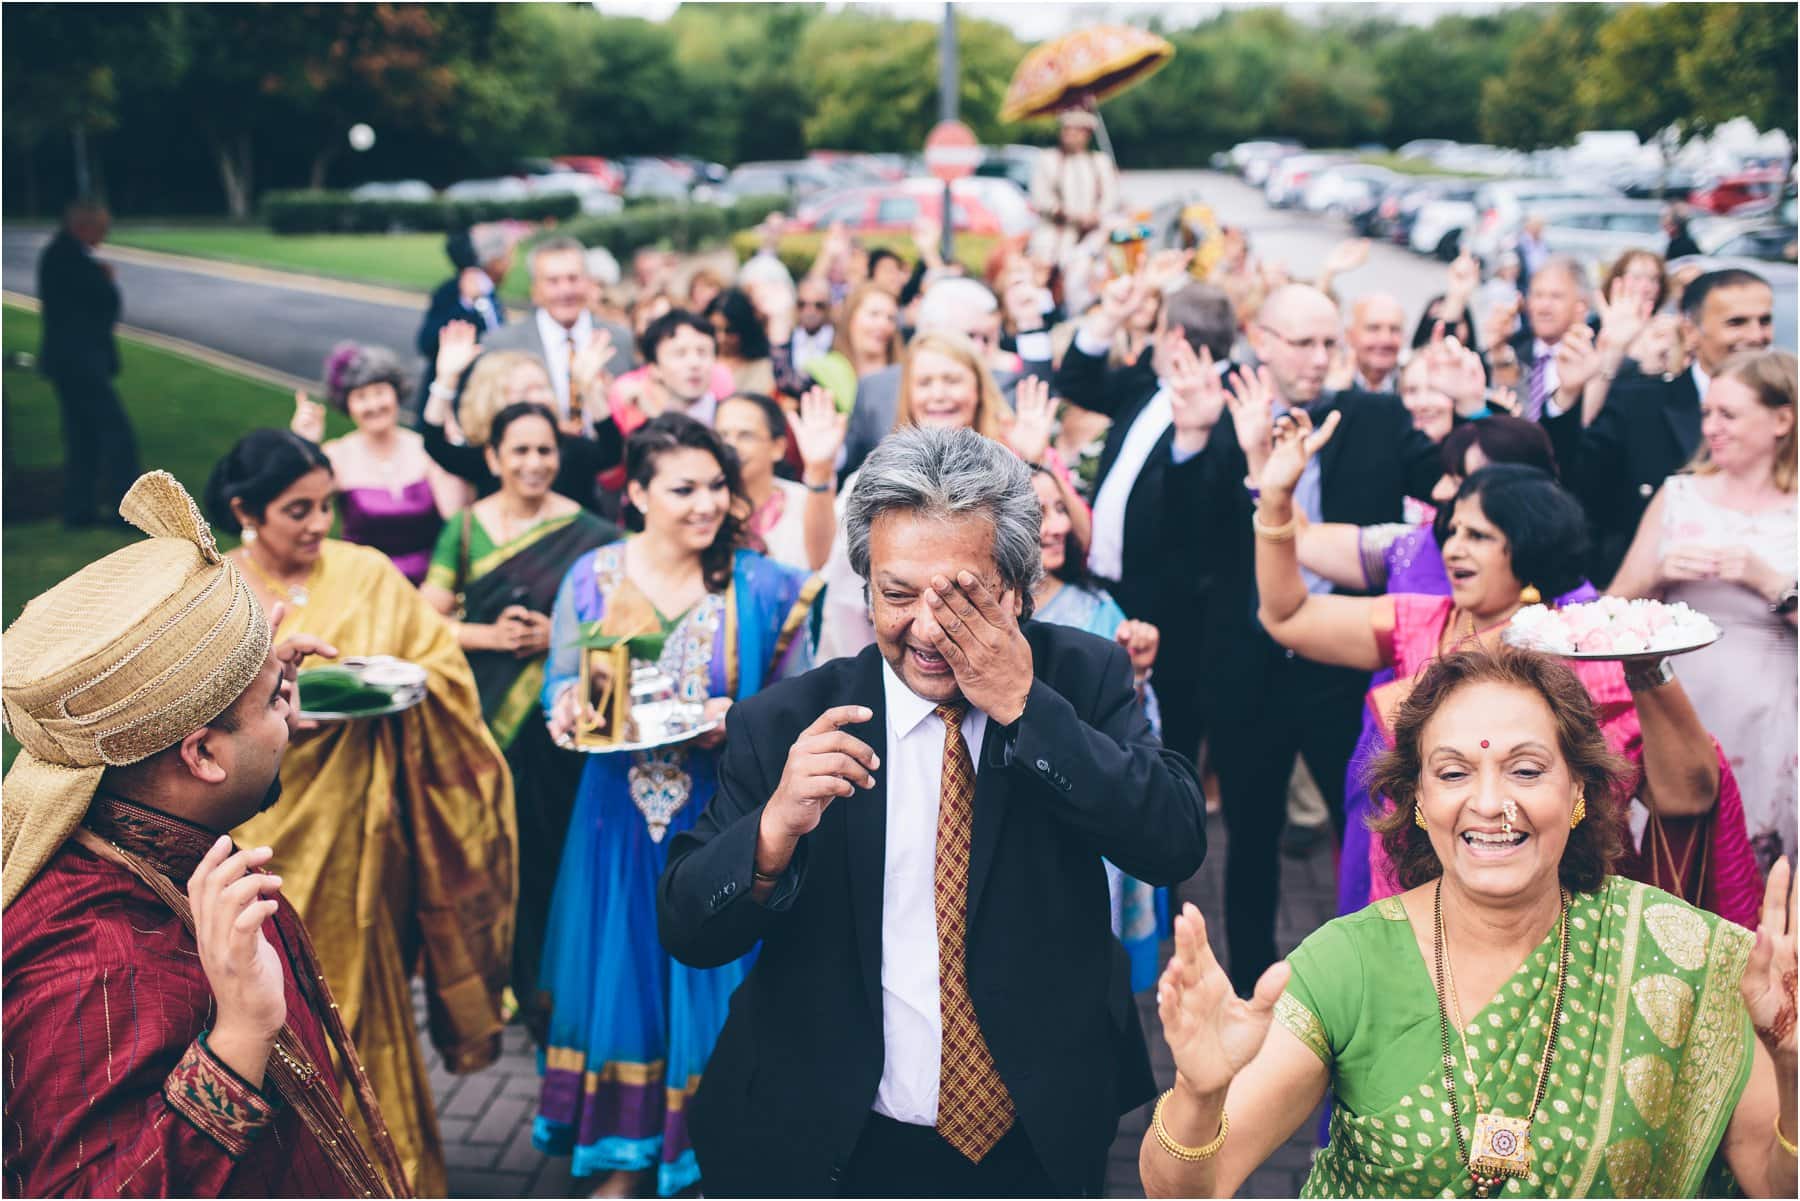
[1250,407,1386,672]
[788,387,848,572]
[1626,665,1722,818]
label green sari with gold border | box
[1277,876,1755,1198]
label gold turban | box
[1,472,271,907]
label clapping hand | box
[189,837,288,1087]
[920,570,1034,726]
[1553,323,1602,403]
[1004,376,1056,466]
[1595,275,1656,358]
[1319,237,1370,283]
[1741,858,1796,1064]
[1223,364,1279,477]
[291,390,327,444]
[1422,322,1488,415]
[1481,295,1523,357]
[1163,334,1227,455]
[1445,251,1480,304]
[787,386,849,481]
[1256,406,1340,498]
[1158,902,1290,1097]
[436,319,481,389]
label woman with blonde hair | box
[1611,349,1798,869]
[800,329,1087,659]
[802,282,902,412]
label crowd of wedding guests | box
[8,148,1796,1199]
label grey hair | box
[529,234,590,279]
[326,342,411,410]
[1533,254,1591,297]
[917,277,997,334]
[845,426,1043,618]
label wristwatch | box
[1623,658,1675,691]
[1772,585,1799,616]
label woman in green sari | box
[421,401,619,1040]
[1141,647,1798,1199]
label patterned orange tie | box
[932,702,1014,1162]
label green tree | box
[1678,2,1798,138]
[1375,12,1540,148]
[1479,4,1611,150]
[1576,4,1707,144]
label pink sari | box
[1367,595,1763,927]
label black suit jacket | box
[37,230,120,381]
[1051,343,1215,626]
[415,275,503,397]
[657,626,1206,1197]
[1184,387,1443,702]
[1575,368,1702,588]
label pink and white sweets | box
[1506,596,1721,657]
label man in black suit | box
[414,224,515,407]
[1051,270,1235,765]
[1185,283,1441,994]
[1575,267,1774,586]
[659,427,1205,1197]
[37,199,139,527]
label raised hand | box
[1093,259,1152,335]
[786,385,849,479]
[761,705,880,845]
[1158,902,1290,1097]
[920,570,1034,726]
[1144,247,1196,293]
[189,837,287,1088]
[290,390,327,444]
[1004,376,1056,466]
[436,319,481,388]
[1553,323,1602,404]
[1320,237,1370,282]
[1482,295,1522,356]
[1594,276,1656,358]
[1445,251,1480,304]
[1741,857,1796,1064]
[1164,335,1227,454]
[1224,364,1279,476]
[1257,406,1340,497]
[1422,326,1488,414]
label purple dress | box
[338,479,442,585]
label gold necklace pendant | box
[1469,1110,1532,1181]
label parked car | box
[1609,166,1708,200]
[527,170,625,216]
[1228,139,1301,173]
[1370,178,1476,245]
[553,155,626,194]
[1243,143,1303,187]
[1468,178,1620,263]
[696,159,839,207]
[1411,193,1480,260]
[443,176,533,203]
[1265,153,1346,208]
[975,144,1039,192]
[1535,198,1670,272]
[1301,163,1400,217]
[349,180,436,202]
[791,178,1028,237]
[1693,204,1798,262]
[620,157,692,202]
[1688,167,1788,217]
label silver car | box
[1535,199,1669,274]
[1469,178,1620,264]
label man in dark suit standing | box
[1051,266,1234,765]
[1575,267,1774,586]
[37,199,139,528]
[659,427,1205,1197]
[414,224,515,406]
[1185,283,1441,995]
[1481,254,1590,474]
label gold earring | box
[1519,583,1542,605]
[1570,789,1586,829]
[1414,805,1428,830]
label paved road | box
[3,171,1458,389]
[422,816,1338,1199]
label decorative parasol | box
[999,24,1174,156]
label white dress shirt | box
[790,325,835,374]
[1074,325,1173,584]
[535,307,595,422]
[873,661,989,1126]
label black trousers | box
[839,1113,1060,1198]
[50,368,140,524]
[1208,650,1367,996]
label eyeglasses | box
[1257,324,1339,356]
[797,299,831,310]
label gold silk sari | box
[236,540,517,1196]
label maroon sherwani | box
[3,799,370,1197]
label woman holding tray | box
[419,400,619,1043]
[532,413,820,1197]
[1249,410,1762,927]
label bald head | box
[1252,284,1342,405]
[1347,292,1406,389]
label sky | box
[594,1,1497,40]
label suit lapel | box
[843,649,889,1028]
[966,712,1016,926]
[1663,372,1701,463]
[1312,393,1350,502]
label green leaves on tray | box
[297,667,398,714]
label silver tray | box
[1500,626,1722,663]
[557,718,719,755]
[300,683,427,722]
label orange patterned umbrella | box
[999,24,1175,123]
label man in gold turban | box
[1,472,410,1197]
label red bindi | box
[1479,739,1490,749]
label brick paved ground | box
[423,788,1337,1198]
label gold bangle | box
[1251,511,1298,543]
[1152,1088,1229,1162]
[1777,1113,1798,1157]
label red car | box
[792,180,1032,237]
[1689,168,1787,217]
[553,155,626,195]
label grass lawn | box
[3,303,357,766]
[1356,153,1486,179]
[108,227,531,305]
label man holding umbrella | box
[1030,110,1120,267]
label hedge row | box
[728,229,1000,281]
[262,190,584,234]
[554,195,788,260]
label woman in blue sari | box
[1029,464,1169,990]
[534,414,820,1197]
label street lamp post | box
[939,2,958,264]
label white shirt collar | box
[1691,361,1711,398]
[883,659,948,740]
[535,306,593,345]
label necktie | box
[565,332,580,420]
[1525,349,1551,422]
[932,702,1014,1162]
